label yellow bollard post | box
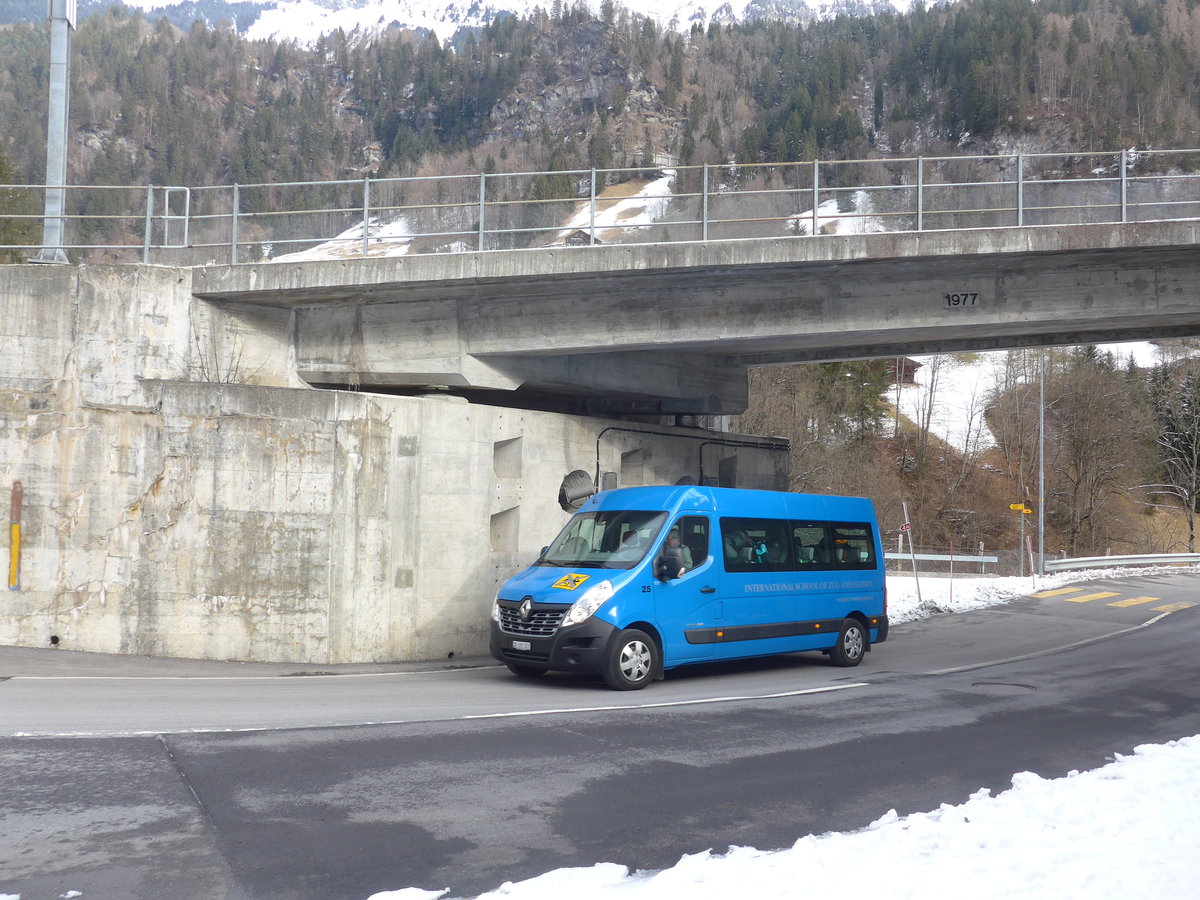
[9,480,21,590]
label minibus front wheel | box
[604,628,658,691]
[829,618,867,667]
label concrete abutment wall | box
[0,264,784,663]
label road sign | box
[899,522,912,533]
[1009,503,1027,511]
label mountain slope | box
[106,0,913,42]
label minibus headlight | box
[563,580,614,625]
[491,599,501,623]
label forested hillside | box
[2,0,1200,190]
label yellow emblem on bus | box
[552,573,591,590]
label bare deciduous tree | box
[1142,363,1200,552]
[1042,347,1153,556]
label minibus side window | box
[830,523,877,568]
[790,521,878,571]
[720,517,793,572]
[672,516,709,570]
[792,523,830,566]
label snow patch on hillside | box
[788,189,887,235]
[273,216,415,261]
[556,171,676,244]
[895,343,1166,455]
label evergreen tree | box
[588,117,613,171]
[0,144,37,261]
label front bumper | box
[489,603,618,675]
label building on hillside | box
[885,357,922,386]
[562,229,598,246]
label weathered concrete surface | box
[1,264,784,663]
[191,221,1200,413]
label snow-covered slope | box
[895,343,1164,455]
[117,0,914,43]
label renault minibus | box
[490,485,887,690]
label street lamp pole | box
[34,0,75,264]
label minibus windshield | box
[539,510,668,569]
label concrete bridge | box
[194,220,1200,416]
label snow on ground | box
[886,563,1194,622]
[368,565,1200,900]
[787,189,887,236]
[556,172,676,244]
[376,728,1200,900]
[272,215,415,262]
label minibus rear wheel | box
[829,619,867,667]
[604,629,657,690]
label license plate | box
[512,640,531,651]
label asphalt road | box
[2,572,1198,900]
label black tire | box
[506,662,547,678]
[603,628,657,690]
[829,618,867,667]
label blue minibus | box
[490,485,888,689]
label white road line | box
[460,682,872,720]
[928,610,1179,676]
[5,666,485,682]
[5,682,872,739]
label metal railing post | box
[1017,153,1024,226]
[1120,149,1128,222]
[231,183,239,264]
[916,157,923,231]
[362,176,371,257]
[702,164,709,242]
[478,172,486,251]
[143,185,154,264]
[812,159,819,236]
[590,169,597,245]
[172,187,190,250]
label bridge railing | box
[1044,552,1200,572]
[885,549,1200,577]
[4,147,1200,265]
[884,550,1000,575]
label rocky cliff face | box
[485,20,685,165]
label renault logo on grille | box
[519,597,533,621]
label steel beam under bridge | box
[193,220,1200,416]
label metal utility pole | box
[1038,347,1046,576]
[34,0,75,264]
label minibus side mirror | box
[656,547,684,581]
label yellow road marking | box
[1033,587,1086,598]
[1106,596,1161,608]
[1061,591,1120,603]
[1151,602,1197,613]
